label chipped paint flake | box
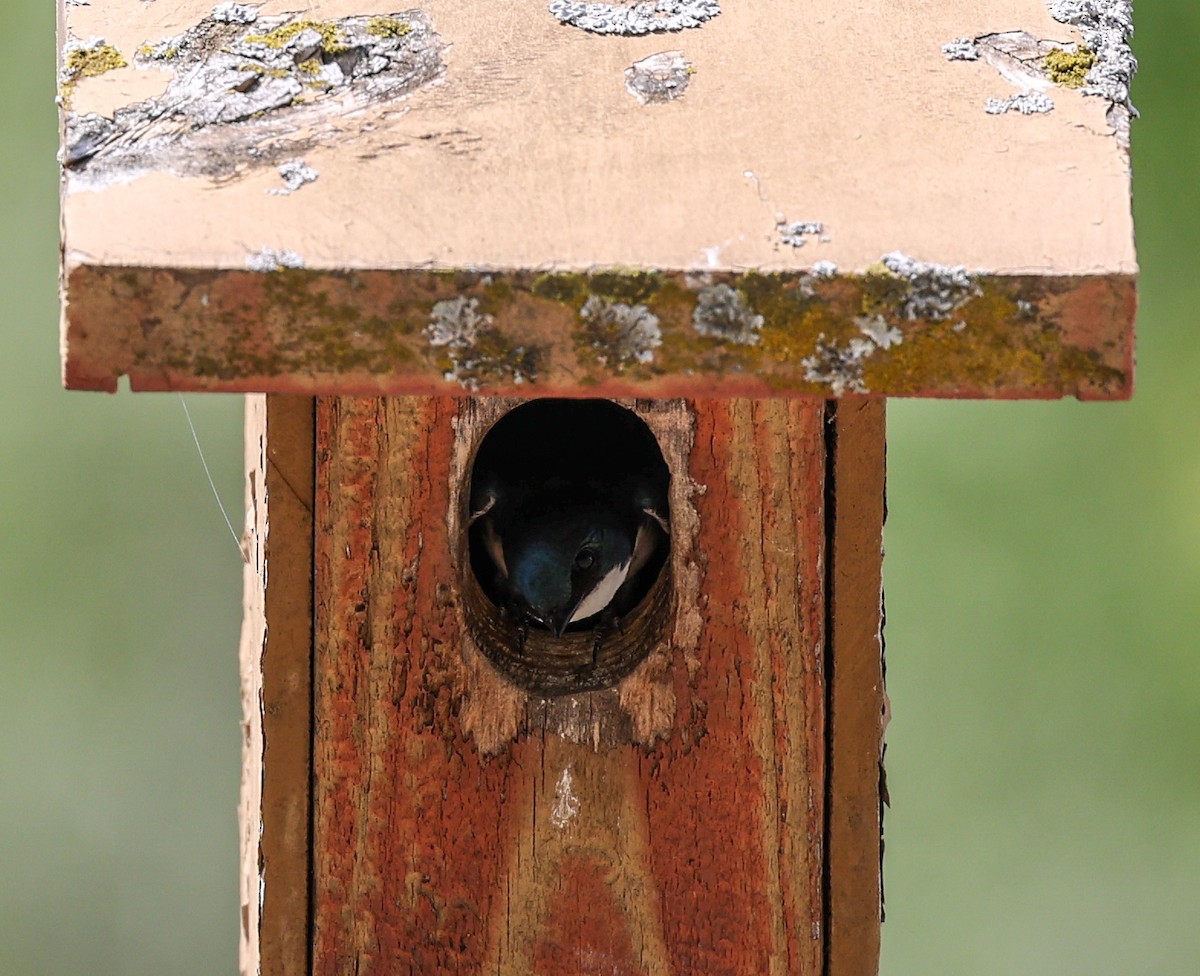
[580,295,662,366]
[625,50,692,104]
[810,260,839,278]
[550,766,581,829]
[548,0,721,35]
[692,283,763,345]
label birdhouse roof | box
[58,0,1135,399]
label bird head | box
[508,515,633,637]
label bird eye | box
[574,548,595,570]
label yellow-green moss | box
[110,267,1128,396]
[60,42,127,104]
[367,17,412,38]
[587,270,663,305]
[65,43,127,80]
[138,43,178,60]
[478,277,515,317]
[236,63,292,79]
[531,273,590,307]
[1044,46,1096,88]
[244,20,348,54]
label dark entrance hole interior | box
[464,399,672,694]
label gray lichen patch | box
[777,220,824,248]
[878,252,979,321]
[801,337,873,395]
[1047,0,1136,138]
[579,295,662,367]
[801,315,903,396]
[210,3,260,24]
[548,1,720,35]
[268,159,319,195]
[692,283,763,345]
[61,9,445,187]
[855,314,903,350]
[942,37,980,61]
[986,90,1055,115]
[625,51,692,104]
[427,296,488,349]
[944,2,1136,139]
[426,297,539,389]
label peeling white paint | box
[550,765,581,828]
[625,50,692,104]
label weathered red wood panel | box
[311,397,831,975]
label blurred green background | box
[2,1,1195,973]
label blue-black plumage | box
[468,400,670,654]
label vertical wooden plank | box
[825,398,887,976]
[310,397,829,975]
[240,395,315,976]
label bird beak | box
[549,607,575,638]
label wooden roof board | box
[58,0,1136,398]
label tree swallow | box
[468,400,670,657]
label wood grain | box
[825,399,887,976]
[310,396,831,974]
[240,395,315,976]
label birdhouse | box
[57,2,1135,974]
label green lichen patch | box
[243,19,348,53]
[1044,46,1096,88]
[531,273,590,307]
[59,40,128,104]
[587,270,664,305]
[367,17,413,38]
[64,42,127,80]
